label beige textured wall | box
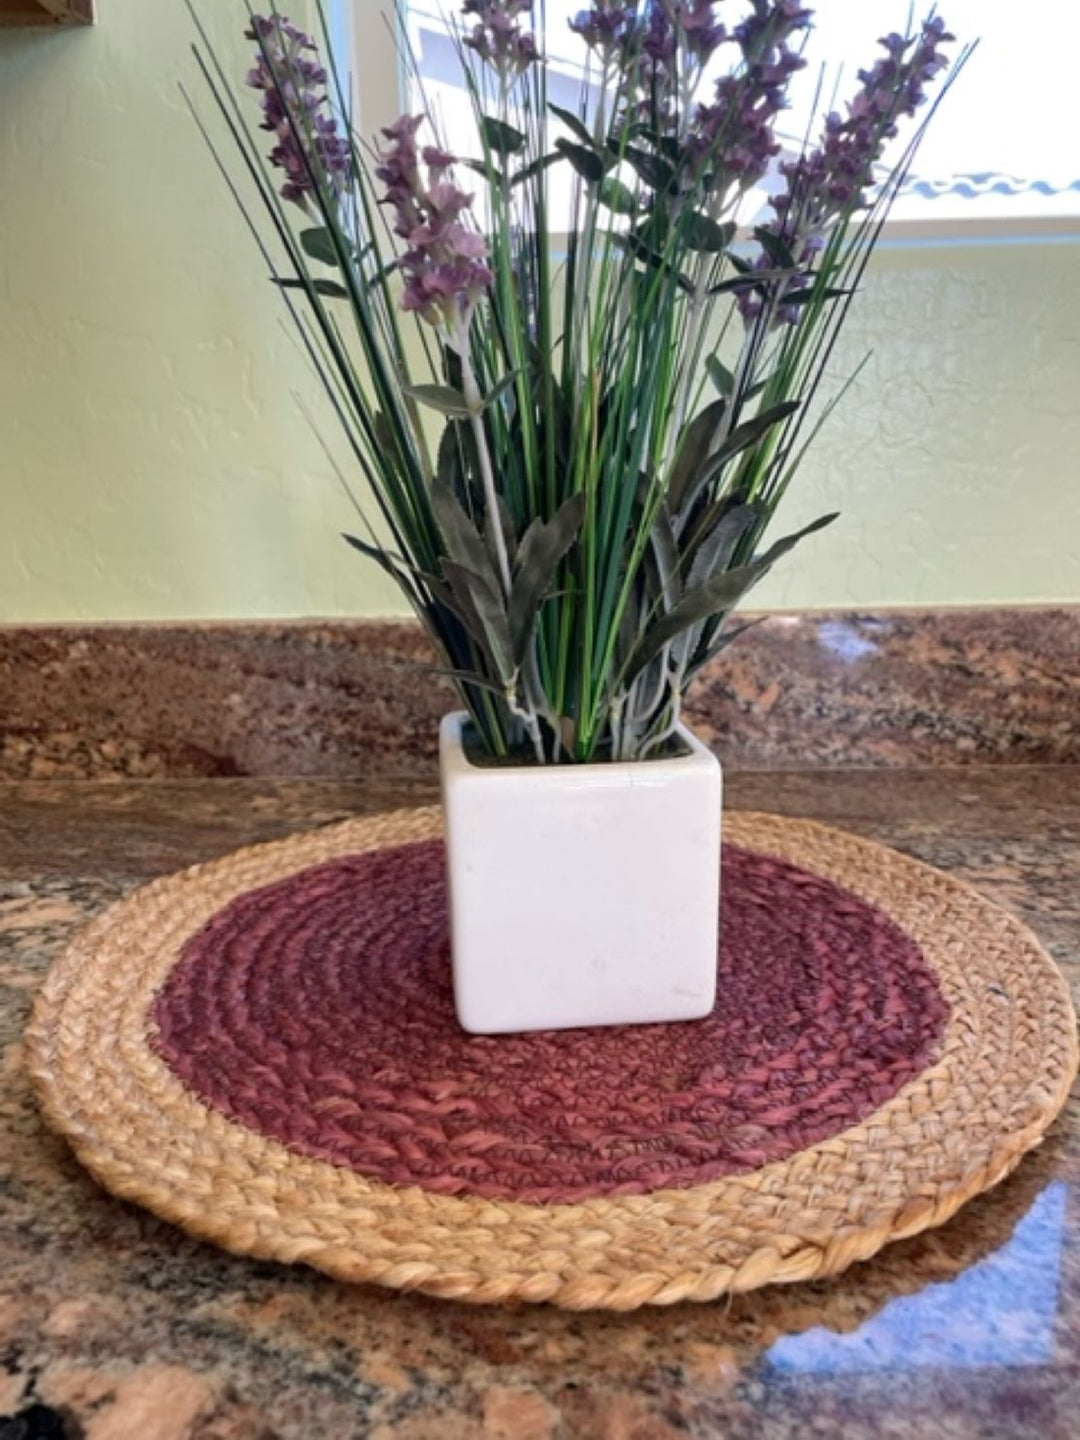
[2,3,1078,622]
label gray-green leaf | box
[684,617,763,682]
[486,496,517,580]
[341,532,411,577]
[273,277,349,299]
[508,493,585,664]
[441,558,514,682]
[598,176,638,215]
[415,664,510,698]
[555,137,605,183]
[707,267,790,297]
[705,355,735,398]
[404,383,473,418]
[300,227,338,266]
[779,285,854,305]
[482,115,526,156]
[647,502,680,611]
[373,412,403,470]
[625,564,763,684]
[685,501,758,589]
[510,152,560,187]
[431,479,498,589]
[462,157,507,185]
[484,371,521,408]
[697,399,801,487]
[613,233,694,291]
[548,103,594,147]
[622,146,675,192]
[625,512,837,682]
[753,226,797,270]
[683,214,736,253]
[753,510,839,570]
[667,397,727,514]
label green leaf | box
[707,267,790,296]
[621,145,676,193]
[598,176,639,215]
[625,123,682,164]
[403,383,473,418]
[481,114,526,156]
[548,103,595,147]
[612,233,693,292]
[484,371,521,408]
[667,397,727,513]
[300,227,338,266]
[510,152,560,187]
[780,285,855,305]
[508,493,586,664]
[634,211,668,250]
[683,214,735,253]
[364,258,399,288]
[555,137,605,183]
[753,226,796,271]
[462,157,506,185]
[273,277,349,299]
[705,355,735,398]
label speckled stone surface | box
[1,606,1077,780]
[3,767,1080,1438]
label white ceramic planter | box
[439,711,722,1035]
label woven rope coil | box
[26,809,1078,1311]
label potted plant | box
[188,1,962,1033]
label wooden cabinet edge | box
[0,0,95,25]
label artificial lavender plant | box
[186,1,966,762]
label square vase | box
[439,711,723,1035]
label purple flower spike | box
[376,117,493,331]
[246,14,351,208]
[462,0,539,79]
[674,1,727,64]
[688,0,811,192]
[642,1,676,65]
[780,16,954,237]
[568,0,636,60]
[741,14,954,325]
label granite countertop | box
[2,767,1079,1440]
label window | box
[349,0,1079,233]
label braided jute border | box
[25,809,1078,1311]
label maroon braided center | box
[152,839,948,1204]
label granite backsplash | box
[0,606,1076,781]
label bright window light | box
[398,0,1079,228]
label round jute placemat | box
[26,809,1077,1311]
